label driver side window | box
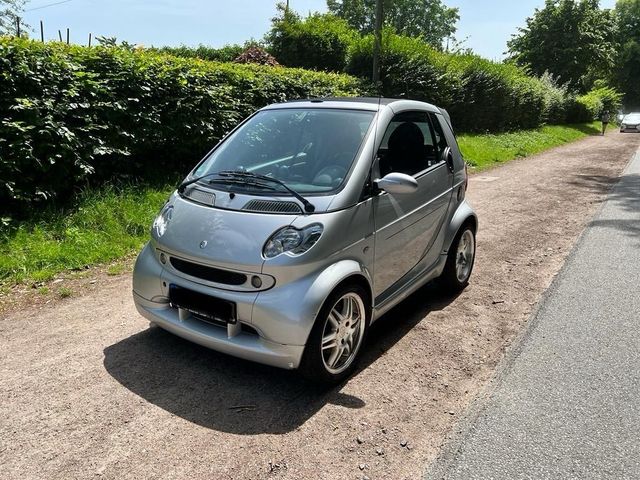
[378,111,439,177]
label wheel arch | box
[302,261,373,345]
[443,200,478,254]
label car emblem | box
[199,241,207,249]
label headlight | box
[263,224,323,258]
[152,204,173,238]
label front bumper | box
[133,292,304,369]
[131,242,320,370]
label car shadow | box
[564,123,602,136]
[569,172,640,243]
[103,282,459,435]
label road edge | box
[423,146,640,480]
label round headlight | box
[153,204,173,238]
[263,224,323,259]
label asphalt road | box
[426,149,640,480]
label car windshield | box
[193,108,376,194]
[624,114,640,122]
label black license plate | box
[169,284,236,324]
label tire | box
[299,283,371,385]
[439,224,476,294]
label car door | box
[372,110,454,301]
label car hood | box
[155,194,297,273]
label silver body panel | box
[133,98,477,370]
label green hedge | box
[0,38,365,217]
[577,86,623,118]
[347,31,618,131]
[152,44,245,62]
[266,13,357,72]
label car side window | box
[378,111,439,177]
[429,113,449,161]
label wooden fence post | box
[58,30,63,42]
[88,33,92,47]
[66,28,69,44]
[40,21,45,42]
[16,17,21,38]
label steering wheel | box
[311,151,353,187]
[312,165,348,187]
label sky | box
[22,0,618,60]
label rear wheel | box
[299,284,370,385]
[440,224,476,293]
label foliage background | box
[0,38,364,218]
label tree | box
[327,0,459,49]
[507,0,617,92]
[613,0,640,109]
[0,0,28,36]
[267,4,357,71]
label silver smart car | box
[133,98,477,383]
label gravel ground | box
[1,132,639,480]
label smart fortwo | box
[132,98,477,384]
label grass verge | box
[0,185,173,285]
[458,121,605,170]
[0,121,609,287]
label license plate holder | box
[169,284,237,324]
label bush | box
[153,44,245,62]
[347,31,623,132]
[0,38,365,217]
[348,32,550,131]
[579,86,623,116]
[234,46,280,66]
[267,11,357,72]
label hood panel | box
[157,195,297,273]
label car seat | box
[384,122,425,176]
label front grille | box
[170,257,247,286]
[242,199,302,213]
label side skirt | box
[371,254,447,322]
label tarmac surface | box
[426,149,640,479]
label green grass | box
[0,184,173,285]
[57,286,73,298]
[106,263,126,276]
[458,121,604,170]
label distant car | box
[132,98,478,384]
[620,113,640,132]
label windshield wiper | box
[207,178,278,191]
[177,172,222,194]
[218,170,316,213]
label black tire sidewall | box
[442,225,476,291]
[299,283,371,385]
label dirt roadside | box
[1,132,639,480]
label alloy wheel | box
[320,292,366,375]
[456,229,475,283]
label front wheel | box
[299,284,370,385]
[439,225,476,293]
